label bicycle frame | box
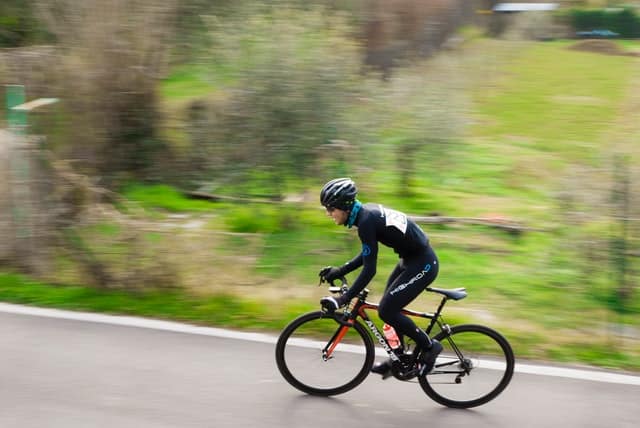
[322,288,453,366]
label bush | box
[188,6,363,195]
[225,205,286,234]
[569,7,640,38]
[33,0,179,183]
[0,1,43,47]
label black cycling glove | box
[319,266,344,282]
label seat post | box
[425,296,448,335]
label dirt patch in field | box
[568,40,639,57]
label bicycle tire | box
[418,324,514,408]
[275,311,375,396]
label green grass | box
[0,272,295,330]
[120,184,217,212]
[475,43,633,150]
[159,64,220,100]
[460,41,638,224]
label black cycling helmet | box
[320,177,357,210]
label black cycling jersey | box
[332,201,439,352]
[341,203,431,301]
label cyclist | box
[318,177,442,378]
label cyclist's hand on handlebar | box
[319,266,343,282]
[320,295,348,313]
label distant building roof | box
[493,3,559,12]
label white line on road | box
[1,302,639,386]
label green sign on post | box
[5,85,59,264]
[5,85,30,242]
[6,84,27,132]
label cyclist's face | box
[326,207,348,225]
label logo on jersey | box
[362,244,372,256]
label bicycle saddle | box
[426,287,467,300]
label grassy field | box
[2,37,639,372]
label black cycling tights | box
[377,246,439,351]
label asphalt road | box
[0,305,638,428]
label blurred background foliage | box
[1,0,640,370]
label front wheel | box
[275,311,375,396]
[419,324,515,408]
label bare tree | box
[33,0,179,182]
[366,54,467,196]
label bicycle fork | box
[322,324,351,361]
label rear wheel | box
[419,324,514,408]
[275,311,375,396]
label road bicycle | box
[275,279,515,408]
